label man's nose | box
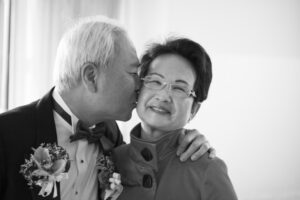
[135,76,142,90]
[134,76,141,101]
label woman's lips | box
[149,105,171,114]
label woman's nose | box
[154,86,172,102]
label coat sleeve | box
[203,158,238,200]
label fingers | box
[177,129,207,162]
[208,147,216,159]
[176,129,204,156]
[179,138,200,162]
[179,137,208,162]
[176,129,187,156]
[177,129,216,162]
[189,141,210,161]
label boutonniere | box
[96,152,123,200]
[20,143,70,197]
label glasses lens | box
[142,76,195,98]
[143,77,163,90]
[171,85,190,97]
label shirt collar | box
[129,123,181,171]
[52,87,79,133]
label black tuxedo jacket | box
[0,88,124,200]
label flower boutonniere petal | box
[105,172,123,200]
[20,143,70,198]
[96,152,123,200]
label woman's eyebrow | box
[147,73,190,85]
[147,72,164,78]
[174,79,189,85]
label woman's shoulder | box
[188,154,238,199]
[168,152,230,183]
[177,152,227,172]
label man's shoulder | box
[0,100,39,123]
[0,88,54,123]
[0,100,41,137]
[0,101,40,155]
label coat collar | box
[129,124,181,171]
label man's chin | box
[118,112,132,122]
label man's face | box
[137,54,197,132]
[96,36,140,121]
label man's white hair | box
[54,15,129,91]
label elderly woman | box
[112,37,237,200]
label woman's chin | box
[144,121,172,131]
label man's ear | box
[81,62,99,93]
[189,102,201,122]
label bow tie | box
[70,121,105,143]
[70,121,114,153]
[52,98,114,153]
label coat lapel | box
[32,87,61,200]
[35,87,58,145]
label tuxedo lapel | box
[33,87,61,200]
[35,87,58,145]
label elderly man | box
[0,16,213,200]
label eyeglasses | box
[141,76,197,98]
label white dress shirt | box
[52,88,99,200]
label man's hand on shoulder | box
[177,129,216,162]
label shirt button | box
[143,174,153,188]
[75,191,78,195]
[141,148,153,161]
[80,159,84,163]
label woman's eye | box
[173,86,186,92]
[150,80,161,85]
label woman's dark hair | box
[139,37,212,102]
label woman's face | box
[137,54,198,132]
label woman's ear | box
[81,62,98,93]
[189,102,201,122]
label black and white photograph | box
[0,0,299,200]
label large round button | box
[143,174,153,188]
[141,148,153,161]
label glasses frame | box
[141,76,197,98]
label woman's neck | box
[140,123,169,141]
